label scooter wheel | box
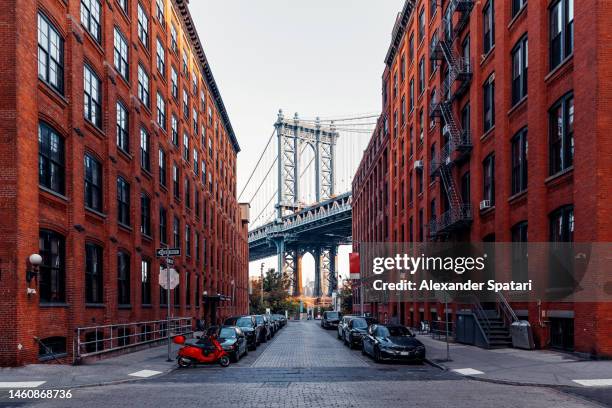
[219,356,230,367]
[177,357,193,368]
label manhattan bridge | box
[240,110,375,297]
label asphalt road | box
[1,320,607,408]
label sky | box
[188,0,405,284]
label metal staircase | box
[471,293,518,348]
[428,0,474,239]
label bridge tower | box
[274,110,339,297]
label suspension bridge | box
[240,110,376,297]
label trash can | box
[510,320,535,349]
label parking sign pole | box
[166,251,172,362]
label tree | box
[249,268,293,315]
[338,280,353,315]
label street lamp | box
[26,253,43,283]
[260,263,265,306]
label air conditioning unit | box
[479,200,492,210]
[414,160,424,170]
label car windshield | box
[326,312,339,319]
[219,328,236,338]
[255,316,264,324]
[351,318,367,328]
[236,317,252,327]
[378,326,412,337]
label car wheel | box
[219,356,230,367]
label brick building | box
[352,0,612,357]
[0,0,249,366]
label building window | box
[116,101,129,152]
[113,28,129,80]
[117,0,127,14]
[137,65,150,107]
[185,272,191,306]
[418,208,424,241]
[193,150,199,175]
[39,230,65,303]
[117,251,130,305]
[171,114,179,146]
[173,216,180,249]
[512,0,527,17]
[38,122,65,195]
[511,36,528,105]
[173,164,180,199]
[140,192,151,236]
[156,0,165,25]
[418,57,425,94]
[183,133,189,161]
[409,79,414,111]
[171,67,178,99]
[84,154,103,212]
[140,128,150,171]
[195,275,200,307]
[185,224,191,257]
[409,33,414,60]
[483,154,495,205]
[550,205,574,242]
[38,336,67,360]
[159,148,166,187]
[550,0,574,70]
[80,0,101,43]
[85,243,103,304]
[117,176,130,226]
[170,24,178,52]
[419,109,424,141]
[184,178,191,208]
[173,274,180,306]
[549,93,574,175]
[156,92,166,129]
[159,207,167,244]
[183,89,189,119]
[418,7,425,43]
[193,109,198,135]
[483,74,495,132]
[137,3,149,48]
[38,13,64,94]
[84,65,102,128]
[156,38,166,77]
[141,259,151,305]
[511,128,528,195]
[461,171,470,205]
[483,0,495,54]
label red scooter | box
[173,334,231,368]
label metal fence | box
[430,320,455,342]
[74,317,193,363]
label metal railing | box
[496,292,519,328]
[430,321,455,342]
[429,205,473,236]
[74,317,193,362]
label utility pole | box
[165,252,172,362]
[260,262,265,306]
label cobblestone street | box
[1,321,604,408]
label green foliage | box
[249,268,295,315]
[338,280,353,315]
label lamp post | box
[260,262,265,307]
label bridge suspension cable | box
[238,128,276,201]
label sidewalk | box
[0,343,180,390]
[420,334,612,388]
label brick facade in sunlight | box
[352,0,612,357]
[0,0,249,366]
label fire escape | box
[428,0,474,239]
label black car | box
[361,324,426,363]
[321,311,342,329]
[253,315,271,343]
[337,315,359,339]
[217,326,248,362]
[223,316,261,350]
[342,317,372,349]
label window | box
[419,109,424,141]
[193,109,198,135]
[156,38,166,76]
[418,57,425,94]
[85,243,103,304]
[171,115,179,146]
[137,65,150,107]
[418,208,424,241]
[38,336,67,360]
[173,274,180,306]
[550,205,574,242]
[137,3,149,48]
[159,207,167,244]
[84,154,102,211]
[80,0,101,43]
[141,259,151,305]
[549,93,574,175]
[117,251,130,305]
[116,101,129,152]
[185,224,191,257]
[512,0,527,17]
[117,177,130,226]
[401,96,406,126]
[429,0,437,20]
[184,178,191,208]
[39,230,65,303]
[156,92,166,129]
[409,79,414,111]
[140,128,150,171]
[512,221,528,242]
[140,193,151,236]
[173,216,180,249]
[170,24,178,52]
[511,221,528,280]
[461,102,470,137]
[183,89,189,119]
[511,128,528,195]
[483,154,495,205]
[113,28,129,80]
[483,0,495,54]
[409,33,414,60]
[418,7,425,43]
[483,74,495,132]
[183,133,189,161]
[173,164,180,199]
[195,275,200,307]
[84,65,102,127]
[159,149,166,187]
[461,172,470,205]
[193,149,199,175]
[117,0,127,14]
[511,36,528,105]
[171,67,178,99]
[550,0,574,70]
[400,56,405,82]
[185,272,191,306]
[38,122,65,195]
[156,0,165,25]
[182,51,189,76]
[38,13,64,93]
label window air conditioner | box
[479,200,492,210]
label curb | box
[424,358,447,371]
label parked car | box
[342,317,370,349]
[320,311,342,329]
[337,315,358,339]
[217,326,248,362]
[223,316,261,350]
[361,324,426,363]
[274,314,287,327]
[253,315,271,343]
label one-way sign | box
[156,248,181,258]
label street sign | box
[159,268,180,290]
[156,248,181,258]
